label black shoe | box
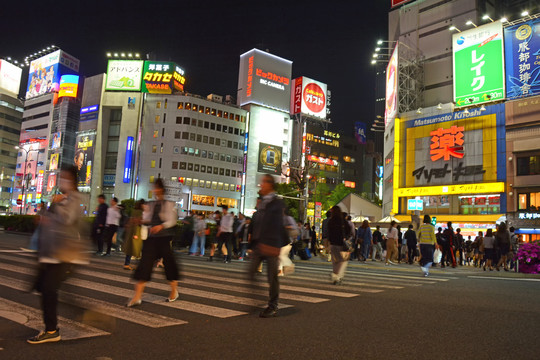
[207,257,213,262]
[27,329,61,344]
[259,307,277,318]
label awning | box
[394,214,503,223]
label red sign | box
[246,56,254,97]
[307,155,338,166]
[291,77,302,115]
[16,199,22,205]
[36,171,44,194]
[344,181,356,188]
[391,0,413,7]
[430,125,465,161]
[303,83,325,113]
[255,68,289,85]
[46,174,56,192]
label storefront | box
[393,104,506,233]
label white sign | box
[291,76,327,120]
[0,60,22,96]
[105,60,144,91]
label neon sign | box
[123,136,134,183]
[430,125,464,161]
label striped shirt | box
[418,223,437,245]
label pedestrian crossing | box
[0,251,451,342]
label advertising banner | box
[173,64,186,92]
[504,18,540,99]
[50,132,61,149]
[257,142,282,175]
[49,153,59,171]
[142,61,176,94]
[58,74,79,98]
[36,171,44,195]
[453,21,505,107]
[105,60,144,91]
[74,134,95,187]
[46,174,56,193]
[123,136,134,183]
[238,48,292,112]
[354,121,367,144]
[385,43,398,126]
[290,76,327,120]
[26,50,79,99]
[0,60,22,96]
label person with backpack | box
[356,220,372,262]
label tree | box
[275,182,302,221]
[327,183,354,209]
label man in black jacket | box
[249,174,287,318]
[93,194,108,255]
[404,225,417,264]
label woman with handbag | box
[127,178,180,307]
[328,206,350,285]
[122,199,145,270]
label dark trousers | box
[407,244,416,264]
[249,249,279,310]
[217,232,233,261]
[94,226,105,252]
[100,225,118,254]
[441,244,451,267]
[310,238,318,256]
[35,263,72,332]
[134,235,179,282]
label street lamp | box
[466,20,478,28]
[14,146,39,215]
[482,14,494,22]
[449,25,461,32]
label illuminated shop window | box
[185,103,191,110]
[518,192,540,211]
[150,160,156,168]
[458,195,500,215]
[177,102,183,109]
[156,102,161,109]
[192,104,198,112]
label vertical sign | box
[453,21,505,107]
[123,136,134,183]
[354,121,367,144]
[504,18,540,99]
[75,134,95,187]
[385,43,398,127]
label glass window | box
[210,123,216,130]
[191,118,197,126]
[164,99,167,109]
[202,150,207,158]
[156,102,161,109]
[206,181,212,188]
[203,136,208,143]
[213,167,219,175]
[107,139,119,152]
[232,184,237,192]
[212,181,217,190]
[517,155,540,176]
[188,148,194,156]
[204,121,209,129]
[181,147,188,155]
[229,112,234,120]
[234,128,239,135]
[238,157,243,164]
[162,128,165,137]
[155,115,160,123]
[201,165,206,172]
[172,161,178,169]
[235,115,240,121]
[232,156,237,163]
[218,182,223,190]
[182,132,189,140]
[189,133,195,141]
[232,170,236,177]
[199,106,204,113]
[226,155,231,162]
[220,168,224,176]
[519,194,528,210]
[224,184,229,191]
[241,116,245,123]
[109,124,120,136]
[217,124,222,131]
[180,162,186,169]
[217,110,223,117]
[197,134,202,142]
[205,107,211,114]
[207,166,213,174]
[224,111,228,118]
[152,145,157,153]
[209,137,215,145]
[151,160,156,168]
[188,163,193,171]
[193,179,199,187]
[185,178,192,186]
[153,130,159,138]
[225,169,230,177]
[211,109,216,116]
[198,119,204,127]
[208,151,214,159]
[185,102,191,110]
[222,125,228,133]
[183,117,190,124]
[227,140,232,148]
[194,164,200,172]
[192,104,198,112]
[149,175,155,183]
[194,148,200,157]
[175,131,181,139]
[176,117,182,124]
[220,154,225,162]
[177,102,183,109]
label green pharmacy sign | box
[452,21,505,107]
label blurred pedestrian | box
[93,194,108,255]
[101,197,121,256]
[127,178,179,307]
[122,199,145,270]
[404,224,417,264]
[310,225,318,256]
[217,205,234,263]
[356,220,372,262]
[496,222,511,271]
[455,228,464,266]
[385,221,398,265]
[207,210,221,261]
[371,225,383,261]
[397,225,405,263]
[189,214,207,256]
[442,222,456,268]
[328,206,350,284]
[27,166,87,344]
[418,215,437,277]
[248,174,288,317]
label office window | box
[182,132,189,140]
[194,148,200,157]
[217,110,223,117]
[208,151,214,159]
[188,148,194,156]
[213,167,219,175]
[152,145,157,153]
[198,119,204,127]
[202,150,207,158]
[191,118,197,126]
[189,133,195,141]
[212,181,217,190]
[163,113,166,123]
[211,108,216,116]
[209,137,215,145]
[227,140,232,148]
[155,115,160,123]
[201,165,206,172]
[161,128,165,137]
[181,147,188,154]
[238,157,243,164]
[234,128,239,135]
[218,182,223,190]
[151,160,156,168]
[199,106,204,113]
[207,166,212,174]
[220,168,224,176]
[205,107,210,114]
[192,104,198,112]
[226,155,231,162]
[223,111,228,118]
[220,154,225,162]
[176,116,182,124]
[149,175,155,183]
[172,161,178,169]
[153,130,159,138]
[232,156,237,163]
[194,164,200,172]
[175,131,181,139]
[173,146,180,154]
[224,184,229,191]
[203,135,208,143]
[177,102,183,109]
[210,123,216,130]
[229,112,235,120]
[204,121,209,129]
[241,116,245,122]
[188,163,193,171]
[164,99,168,109]
[180,162,187,169]
[156,102,161,109]
[185,102,191,110]
[186,178,192,186]
[206,181,211,188]
[232,170,236,177]
[225,169,230,177]
[233,142,238,149]
[183,117,190,124]
[193,179,199,187]
[217,124,222,131]
[517,155,540,176]
[231,184,236,191]
[222,125,228,133]
[235,115,240,121]
[159,158,162,168]
[197,134,202,142]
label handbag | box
[258,243,280,257]
[343,237,355,252]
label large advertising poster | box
[385,43,398,127]
[453,21,505,107]
[74,134,95,187]
[238,49,292,112]
[290,76,327,120]
[0,60,22,96]
[58,74,79,98]
[26,50,80,99]
[142,61,176,94]
[105,60,144,91]
[257,142,282,175]
[504,18,540,99]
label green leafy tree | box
[275,182,301,221]
[327,183,354,208]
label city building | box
[0,59,23,212]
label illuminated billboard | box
[391,0,413,7]
[26,50,80,99]
[257,142,282,175]
[238,48,292,112]
[354,122,367,144]
[58,74,79,98]
[50,132,61,149]
[105,60,144,91]
[49,153,59,171]
[453,21,505,107]
[141,61,183,94]
[123,136,134,183]
[290,76,327,120]
[385,43,398,126]
[0,60,22,96]
[504,18,540,99]
[74,134,95,187]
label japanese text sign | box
[430,125,464,161]
[290,76,327,120]
[453,21,505,107]
[504,18,540,99]
[105,60,144,91]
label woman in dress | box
[127,179,179,307]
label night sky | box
[1,0,389,135]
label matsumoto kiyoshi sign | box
[453,21,505,107]
[504,18,540,99]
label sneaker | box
[27,329,61,344]
[424,272,429,277]
[259,307,277,318]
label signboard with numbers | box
[504,18,540,99]
[453,21,505,107]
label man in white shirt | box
[102,197,121,256]
[385,220,399,265]
[217,205,234,263]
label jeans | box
[249,248,280,310]
[420,244,435,274]
[239,242,248,258]
[372,242,383,260]
[362,240,371,260]
[35,263,72,331]
[189,234,206,255]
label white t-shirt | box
[106,205,121,226]
[387,227,398,240]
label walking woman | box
[385,220,399,265]
[356,219,372,262]
[328,206,350,285]
[482,229,496,271]
[127,178,179,307]
[189,214,207,256]
[122,199,145,270]
[418,215,437,277]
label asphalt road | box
[1,231,539,360]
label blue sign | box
[504,18,540,99]
[80,104,99,114]
[354,122,366,144]
[103,174,115,187]
[407,199,424,211]
[123,137,134,183]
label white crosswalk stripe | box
[0,251,451,342]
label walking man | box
[217,205,234,263]
[101,197,121,256]
[385,221,399,265]
[404,224,417,264]
[372,225,383,261]
[93,194,108,255]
